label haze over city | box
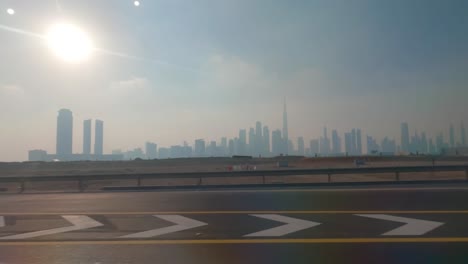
[26,106,466,162]
[1,0,468,161]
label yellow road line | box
[1,237,468,246]
[1,210,468,215]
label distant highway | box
[1,184,468,263]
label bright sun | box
[46,23,93,63]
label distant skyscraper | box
[356,129,362,155]
[428,138,436,154]
[248,127,255,155]
[169,145,185,158]
[127,148,144,160]
[238,129,247,155]
[436,133,444,153]
[94,119,104,156]
[401,122,410,152]
[344,132,352,155]
[331,129,341,155]
[182,142,192,158]
[410,132,420,153]
[228,139,235,156]
[271,129,282,156]
[288,139,295,155]
[381,137,396,154]
[309,139,320,156]
[282,101,289,155]
[320,127,331,155]
[145,142,157,159]
[420,132,428,153]
[83,119,91,155]
[233,138,239,154]
[263,126,270,156]
[350,129,357,155]
[56,109,73,157]
[194,139,206,157]
[255,121,263,156]
[208,141,217,156]
[221,137,228,156]
[449,124,455,148]
[297,137,305,156]
[367,135,379,154]
[461,123,466,147]
[158,147,170,159]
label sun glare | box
[46,23,93,63]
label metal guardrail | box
[0,165,467,193]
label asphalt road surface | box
[1,184,468,263]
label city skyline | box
[112,119,467,160]
[27,107,467,162]
[14,102,468,162]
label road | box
[1,184,468,263]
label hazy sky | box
[1,0,467,161]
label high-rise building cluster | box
[118,121,466,160]
[115,103,290,160]
[28,109,122,161]
[28,108,468,161]
[111,111,467,160]
[397,122,467,155]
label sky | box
[0,0,467,161]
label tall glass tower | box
[83,119,91,155]
[282,101,288,155]
[401,122,410,152]
[94,119,104,156]
[56,109,73,157]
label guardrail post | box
[395,172,400,181]
[327,174,331,183]
[262,175,265,184]
[198,177,202,186]
[465,169,468,181]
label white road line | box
[0,216,4,227]
[0,215,103,240]
[244,214,320,237]
[355,214,444,236]
[120,215,207,238]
